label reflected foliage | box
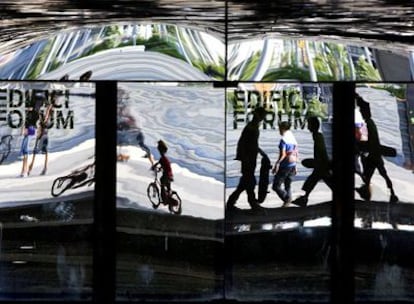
[229,39,383,81]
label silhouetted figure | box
[272,121,298,207]
[226,107,267,211]
[79,70,92,81]
[356,98,398,203]
[293,116,333,207]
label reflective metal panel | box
[225,82,333,302]
[0,81,95,300]
[115,82,224,301]
[354,83,414,302]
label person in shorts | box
[28,91,54,176]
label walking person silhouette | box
[293,116,333,207]
[226,107,267,211]
[355,97,398,203]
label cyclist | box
[152,140,174,203]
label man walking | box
[226,107,267,211]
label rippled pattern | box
[1,1,413,81]
[119,82,225,182]
[228,1,414,52]
[1,1,413,55]
[0,1,225,56]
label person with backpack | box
[272,121,298,207]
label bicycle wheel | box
[147,182,160,209]
[168,191,182,215]
[51,177,73,197]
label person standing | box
[272,121,298,207]
[28,91,55,176]
[19,91,44,177]
[226,107,267,211]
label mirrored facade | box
[115,82,224,301]
[0,81,95,300]
[228,39,385,82]
[354,83,414,302]
[0,24,225,81]
[225,82,333,302]
[0,1,414,303]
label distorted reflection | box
[226,82,332,211]
[228,38,392,81]
[354,83,414,302]
[116,82,224,301]
[0,81,95,300]
[0,24,224,81]
[225,82,333,302]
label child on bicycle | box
[152,140,174,203]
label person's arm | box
[258,147,265,156]
[272,146,287,174]
[151,160,159,171]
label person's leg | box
[227,176,247,208]
[272,169,288,203]
[137,132,150,156]
[245,174,259,208]
[41,152,48,175]
[283,168,295,204]
[356,158,375,201]
[41,137,48,175]
[28,153,36,175]
[21,155,28,177]
[20,135,29,177]
[322,172,334,190]
[302,170,320,197]
[377,164,398,202]
[29,137,42,175]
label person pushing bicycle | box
[152,140,174,203]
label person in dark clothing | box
[226,107,267,211]
[293,116,333,207]
[356,98,398,203]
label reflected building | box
[0,1,414,303]
[0,24,225,81]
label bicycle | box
[0,135,13,165]
[147,165,182,215]
[51,162,95,197]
